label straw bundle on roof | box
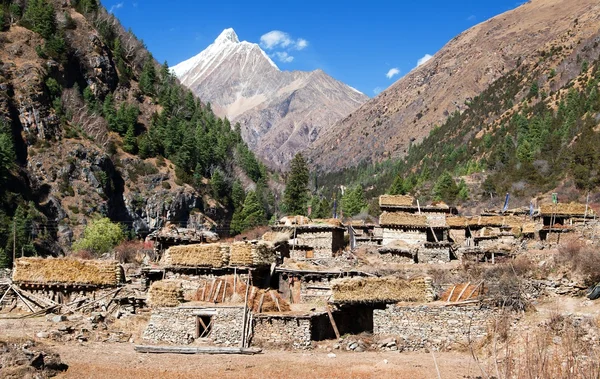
[148,280,183,307]
[248,289,291,313]
[522,223,538,234]
[446,216,469,228]
[539,203,595,217]
[12,258,119,286]
[379,212,428,227]
[279,215,311,226]
[331,276,429,303]
[379,194,414,207]
[262,231,291,244]
[166,243,229,267]
[229,241,276,266]
[312,218,344,227]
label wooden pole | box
[326,306,341,339]
[10,285,35,313]
[455,282,471,302]
[240,273,251,348]
[213,281,222,303]
[233,268,237,294]
[12,221,16,269]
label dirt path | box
[53,342,476,379]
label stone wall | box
[293,230,343,258]
[378,250,416,264]
[374,303,504,351]
[382,228,427,246]
[252,316,312,349]
[300,277,332,304]
[418,245,451,263]
[142,306,245,345]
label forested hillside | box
[0,0,272,266]
[316,28,600,214]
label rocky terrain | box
[307,0,600,171]
[172,29,368,169]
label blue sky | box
[102,0,526,97]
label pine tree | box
[122,124,137,154]
[0,121,15,184]
[239,191,266,231]
[388,175,407,195]
[231,180,246,209]
[139,57,157,96]
[21,0,56,39]
[283,153,309,215]
[432,172,459,203]
[341,186,367,216]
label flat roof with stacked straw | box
[12,258,120,287]
[379,194,414,207]
[148,280,183,307]
[165,243,229,268]
[229,241,276,267]
[539,203,595,217]
[331,276,431,304]
[379,211,430,229]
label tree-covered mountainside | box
[316,29,600,212]
[0,0,273,266]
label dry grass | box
[379,194,414,207]
[229,241,275,266]
[261,231,291,244]
[147,280,183,307]
[166,243,229,268]
[555,242,600,286]
[379,212,428,227]
[12,258,119,286]
[331,276,430,303]
[540,202,595,216]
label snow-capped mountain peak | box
[214,27,239,45]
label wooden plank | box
[213,281,222,303]
[270,291,281,312]
[257,293,265,313]
[455,282,471,302]
[446,285,457,303]
[10,285,36,313]
[465,281,484,300]
[221,282,227,303]
[201,283,206,301]
[326,306,341,340]
[134,345,262,355]
[241,274,251,348]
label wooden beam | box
[10,285,35,313]
[446,285,457,303]
[221,282,227,303]
[465,281,484,300]
[455,282,471,302]
[213,281,222,303]
[257,293,265,313]
[326,306,341,340]
[134,345,262,355]
[270,291,281,312]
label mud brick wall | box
[252,316,312,349]
[418,246,450,263]
[374,304,504,351]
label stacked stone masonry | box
[374,304,504,351]
[252,316,312,349]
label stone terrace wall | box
[382,228,427,246]
[374,304,504,351]
[142,306,244,345]
[252,316,312,349]
[300,277,332,304]
[418,246,450,263]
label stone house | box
[271,218,345,259]
[348,221,383,248]
[535,203,595,241]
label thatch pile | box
[379,212,428,227]
[522,223,538,234]
[278,215,311,226]
[262,231,291,244]
[229,241,276,266]
[148,280,183,307]
[446,216,469,228]
[12,258,119,286]
[379,194,414,207]
[331,276,430,303]
[166,243,229,267]
[248,289,291,313]
[539,203,595,217]
[312,218,344,227]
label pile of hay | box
[331,276,429,303]
[379,212,428,228]
[148,280,183,307]
[379,194,414,207]
[12,258,119,286]
[248,289,291,313]
[312,218,344,227]
[522,223,538,234]
[262,231,291,244]
[166,243,229,267]
[540,203,594,217]
[446,216,469,228]
[278,215,311,226]
[229,241,276,266]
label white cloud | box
[417,54,433,67]
[373,87,382,95]
[467,15,476,21]
[260,30,308,50]
[296,38,308,50]
[274,52,294,63]
[386,68,400,79]
[109,2,123,13]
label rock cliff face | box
[306,0,600,170]
[0,4,223,255]
[172,29,368,169]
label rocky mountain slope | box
[307,0,600,171]
[0,1,267,260]
[172,29,368,169]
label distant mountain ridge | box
[172,28,368,169]
[307,0,600,171]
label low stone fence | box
[374,303,507,351]
[142,305,245,345]
[252,315,312,349]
